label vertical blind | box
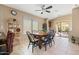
[23,16,32,34]
[23,16,39,34]
[32,20,39,33]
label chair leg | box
[45,44,47,51]
[32,45,34,53]
[48,40,52,47]
[52,39,55,44]
[28,43,30,48]
[49,43,51,47]
[49,40,53,47]
[51,42,52,47]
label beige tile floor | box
[11,34,79,55]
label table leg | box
[38,37,42,49]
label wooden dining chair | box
[26,31,39,52]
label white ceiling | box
[5,4,75,19]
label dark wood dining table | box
[32,32,48,49]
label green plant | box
[71,36,75,43]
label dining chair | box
[42,30,55,51]
[41,33,52,51]
[49,30,55,45]
[26,31,39,53]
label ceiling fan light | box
[41,12,43,14]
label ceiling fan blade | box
[46,6,52,9]
[42,5,45,8]
[46,10,50,13]
[35,10,41,11]
[41,5,45,10]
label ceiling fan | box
[35,5,52,14]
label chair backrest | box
[48,30,55,39]
[26,31,34,43]
[50,30,55,37]
[6,31,15,54]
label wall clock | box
[11,10,17,16]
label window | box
[23,16,39,34]
[23,17,32,34]
[56,21,72,32]
[32,20,39,33]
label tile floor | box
[11,34,79,55]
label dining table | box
[32,31,48,49]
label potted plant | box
[42,23,47,32]
[71,36,75,43]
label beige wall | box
[72,7,79,37]
[0,5,44,35]
[50,14,72,32]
